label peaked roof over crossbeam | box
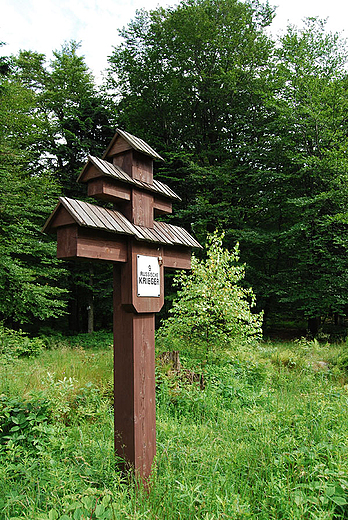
[43,197,202,249]
[103,128,164,161]
[78,155,181,201]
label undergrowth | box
[0,332,347,519]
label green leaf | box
[101,495,111,508]
[73,508,84,520]
[330,496,347,506]
[49,509,59,520]
[81,496,93,510]
[95,504,105,518]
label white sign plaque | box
[137,255,160,297]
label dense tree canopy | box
[240,19,348,332]
[0,55,67,327]
[1,0,348,336]
[0,42,114,330]
[107,0,274,163]
[12,42,114,196]
[107,1,348,334]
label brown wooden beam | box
[112,150,153,184]
[131,189,154,228]
[121,241,164,314]
[113,266,156,479]
[87,178,131,203]
[163,246,192,270]
[154,196,172,215]
[56,225,128,263]
[57,226,78,258]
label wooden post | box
[87,265,94,334]
[113,265,156,477]
[111,192,163,477]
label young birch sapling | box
[158,232,263,361]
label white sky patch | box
[1,0,347,82]
[270,0,347,38]
[1,0,179,80]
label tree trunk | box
[87,265,94,334]
[308,316,321,337]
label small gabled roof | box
[78,156,181,201]
[42,197,140,238]
[43,197,202,249]
[103,129,164,161]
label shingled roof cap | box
[103,129,164,162]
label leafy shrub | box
[270,349,306,370]
[45,490,115,520]
[42,372,110,425]
[0,394,51,452]
[0,323,45,359]
[158,231,263,363]
[335,352,348,373]
[293,478,348,515]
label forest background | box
[1,0,348,338]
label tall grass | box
[0,333,347,519]
[0,333,113,398]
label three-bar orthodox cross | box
[43,129,201,479]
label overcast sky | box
[1,0,347,82]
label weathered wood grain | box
[56,225,128,262]
[105,129,163,161]
[87,178,131,203]
[163,246,192,269]
[154,196,172,215]
[113,266,156,479]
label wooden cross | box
[43,129,201,479]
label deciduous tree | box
[158,232,263,360]
[0,67,67,327]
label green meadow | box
[0,332,348,519]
